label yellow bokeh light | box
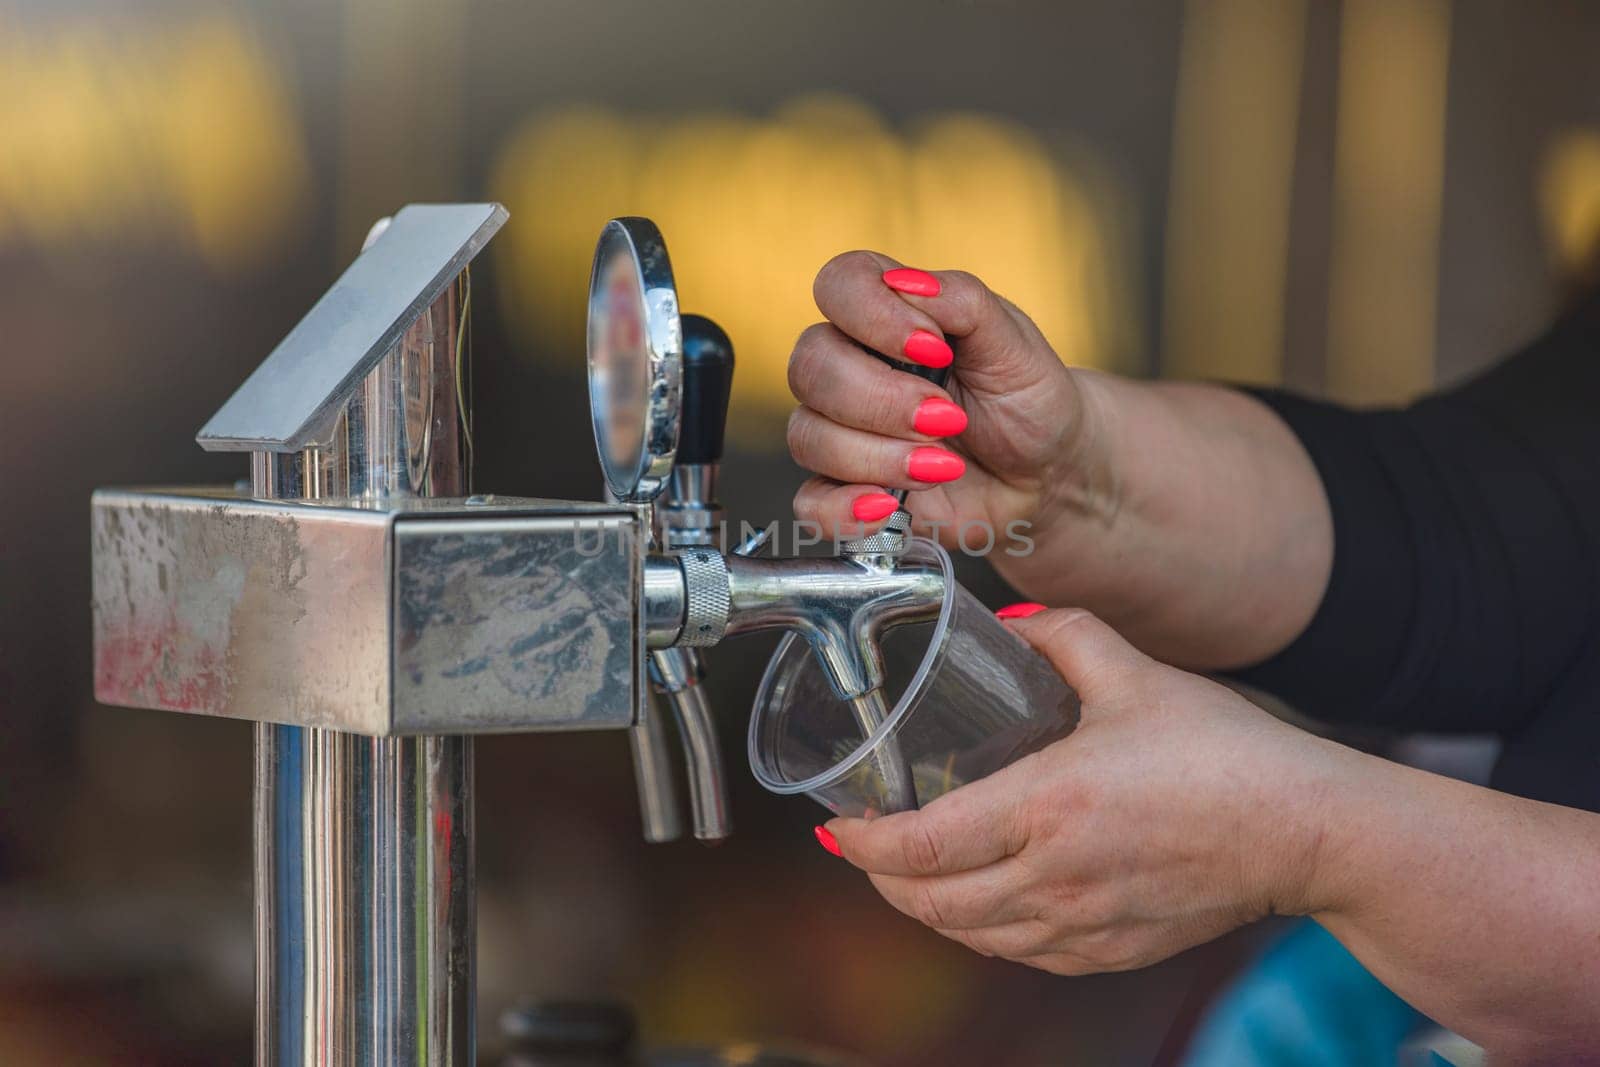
[1540,128,1600,280]
[0,13,309,272]
[489,95,1137,440]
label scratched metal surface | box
[91,487,391,732]
[91,489,643,734]
[391,514,640,732]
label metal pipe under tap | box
[252,276,475,1066]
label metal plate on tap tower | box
[195,202,508,454]
[90,488,643,734]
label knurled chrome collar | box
[841,508,912,557]
[676,548,730,646]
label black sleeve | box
[1228,295,1600,736]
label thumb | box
[812,251,1054,394]
[1001,607,1149,699]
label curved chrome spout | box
[723,553,945,698]
[645,551,945,700]
[649,647,731,841]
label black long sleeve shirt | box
[1232,294,1600,812]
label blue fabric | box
[1181,919,1425,1067]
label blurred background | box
[3,0,1599,1063]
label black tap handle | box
[678,314,736,465]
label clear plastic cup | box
[747,539,1081,817]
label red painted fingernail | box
[996,602,1048,619]
[883,267,941,297]
[814,825,842,856]
[903,329,954,369]
[913,398,968,437]
[851,491,900,523]
[907,446,965,483]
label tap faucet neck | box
[647,549,944,699]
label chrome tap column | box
[252,276,475,1066]
[89,204,950,1063]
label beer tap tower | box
[90,205,944,1064]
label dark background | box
[2,1,1598,1062]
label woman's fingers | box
[787,406,966,492]
[812,251,1051,393]
[786,320,972,531]
[788,323,967,440]
[1000,607,1153,701]
[792,477,895,534]
[793,477,963,540]
[810,251,952,370]
[824,764,1032,877]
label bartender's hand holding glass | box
[818,606,1344,975]
[787,251,1339,973]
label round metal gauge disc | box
[586,217,682,502]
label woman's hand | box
[787,251,1115,592]
[822,607,1352,974]
[821,608,1600,1060]
[786,251,1334,670]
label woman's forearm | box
[1299,751,1600,1060]
[1021,373,1333,671]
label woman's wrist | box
[991,370,1135,599]
[992,372,1228,650]
[1034,368,1124,530]
[1240,726,1372,921]
[1054,378,1331,668]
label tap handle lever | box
[678,314,735,466]
[660,314,733,551]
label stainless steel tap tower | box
[89,205,944,1064]
[225,207,489,1064]
[249,233,474,1062]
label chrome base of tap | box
[255,725,475,1066]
